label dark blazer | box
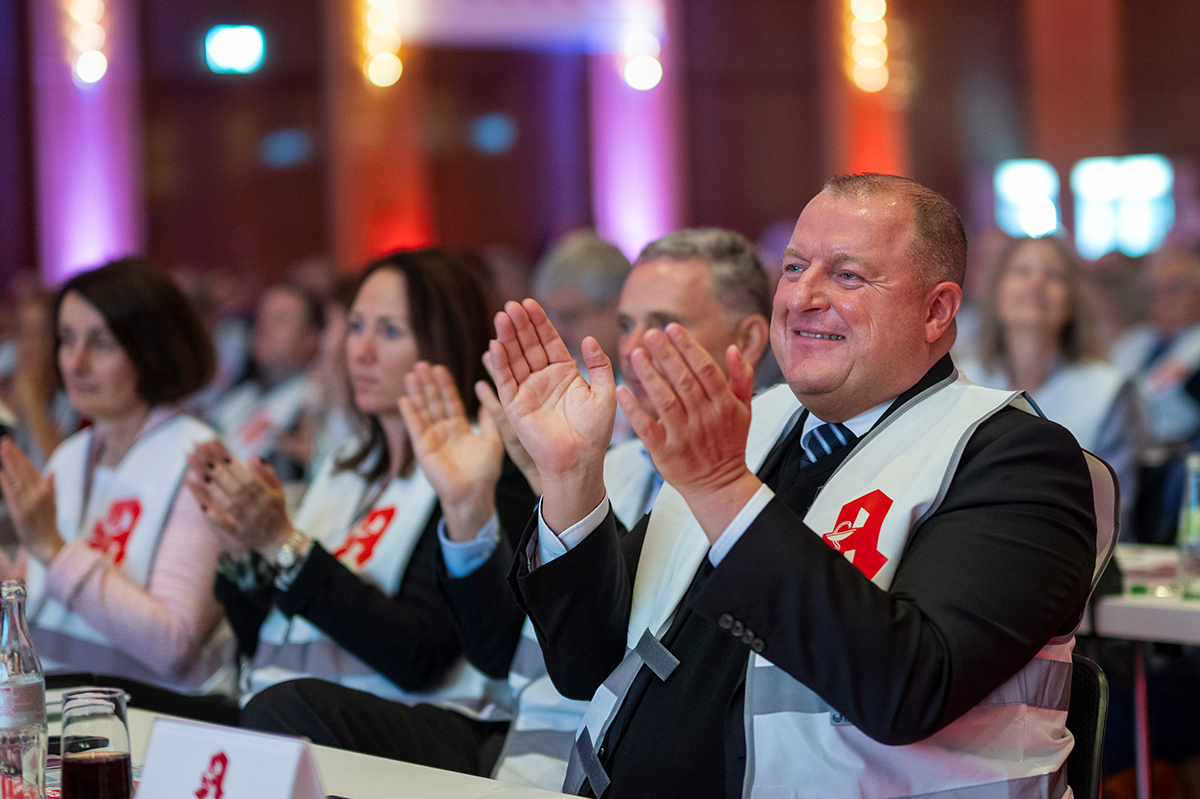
[510,355,1097,745]
[217,455,537,694]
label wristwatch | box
[273,530,313,592]
[274,529,311,570]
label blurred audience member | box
[753,218,794,390]
[1112,247,1200,450]
[1111,247,1200,541]
[952,228,1013,362]
[961,236,1143,538]
[5,291,78,468]
[207,282,325,482]
[307,273,362,478]
[0,270,43,385]
[532,231,631,442]
[175,266,252,415]
[1090,251,1150,354]
[287,254,338,303]
[0,258,234,705]
[532,231,630,376]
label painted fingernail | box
[223,457,231,465]
[204,475,211,483]
[206,462,214,469]
[200,504,207,512]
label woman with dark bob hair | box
[187,247,534,743]
[0,257,236,695]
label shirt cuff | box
[527,496,611,570]
[708,484,776,567]
[438,514,501,578]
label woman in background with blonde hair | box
[960,235,1143,537]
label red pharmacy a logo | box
[821,490,893,579]
[333,506,396,567]
[88,498,142,565]
[195,751,229,799]
[238,410,273,445]
[0,773,40,799]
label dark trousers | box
[240,679,510,777]
[47,672,241,726]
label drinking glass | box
[59,688,132,799]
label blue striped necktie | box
[801,422,856,465]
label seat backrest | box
[1066,653,1109,799]
[1083,451,1119,590]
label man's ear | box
[925,282,962,344]
[734,314,771,372]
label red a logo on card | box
[332,506,396,567]
[87,498,142,566]
[821,490,893,579]
[0,773,40,799]
[238,410,273,446]
[195,751,228,799]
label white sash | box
[211,375,310,461]
[27,413,234,692]
[1112,323,1200,445]
[1140,325,1200,393]
[742,379,1059,797]
[628,383,802,647]
[247,444,501,713]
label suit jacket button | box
[751,638,765,653]
[741,629,755,645]
[730,620,744,637]
[718,613,734,630]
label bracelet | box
[272,531,312,592]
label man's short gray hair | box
[533,230,631,308]
[635,228,771,324]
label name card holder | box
[136,717,324,799]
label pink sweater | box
[0,408,228,682]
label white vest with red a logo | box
[247,442,501,715]
[26,412,235,693]
[1111,322,1200,446]
[209,374,311,462]
[569,375,1088,799]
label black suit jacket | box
[510,355,1097,746]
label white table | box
[1085,545,1200,644]
[126,709,571,799]
[1081,544,1200,799]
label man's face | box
[253,287,320,379]
[771,190,940,421]
[1148,251,1200,335]
[617,258,741,418]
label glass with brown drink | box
[60,688,132,799]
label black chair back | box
[1066,653,1109,799]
